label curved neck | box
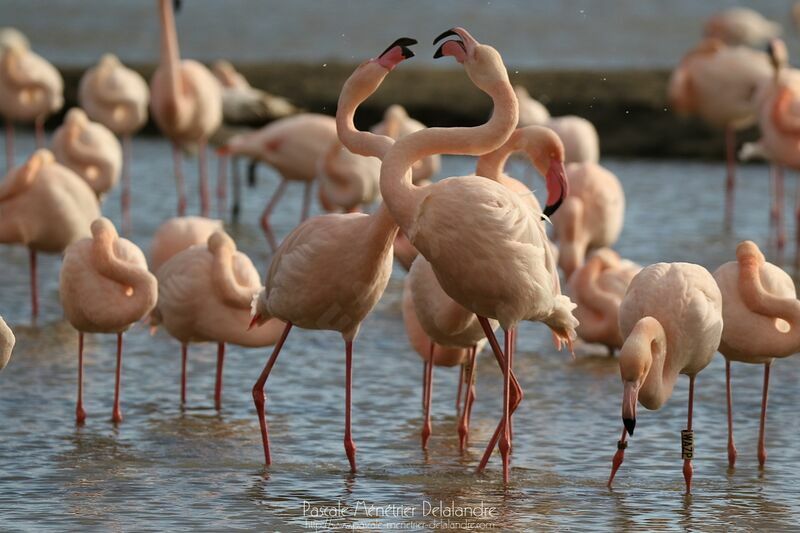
[64,122,105,168]
[380,79,518,231]
[212,246,255,309]
[158,0,181,104]
[335,66,394,160]
[573,259,620,322]
[474,127,525,179]
[92,238,156,315]
[621,316,675,407]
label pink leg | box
[726,359,737,468]
[777,167,785,254]
[252,322,292,466]
[216,151,228,219]
[214,342,225,411]
[456,363,464,416]
[758,362,771,468]
[5,119,13,172]
[121,134,132,236]
[199,140,210,217]
[173,145,187,216]
[421,341,434,450]
[683,375,695,494]
[499,328,513,483]
[180,343,188,406]
[260,179,288,253]
[301,180,312,222]
[794,173,800,273]
[76,332,86,425]
[344,340,357,472]
[607,427,628,487]
[421,361,427,410]
[111,333,123,424]
[29,248,37,322]
[34,116,45,149]
[724,126,735,231]
[458,345,477,452]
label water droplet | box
[322,63,327,67]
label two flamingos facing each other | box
[607,262,723,494]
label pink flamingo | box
[668,38,771,230]
[704,7,781,47]
[79,54,150,234]
[551,162,625,278]
[317,139,381,213]
[60,217,158,424]
[568,248,640,354]
[223,113,337,251]
[150,0,222,218]
[212,60,298,124]
[153,230,285,409]
[51,108,122,200]
[0,149,100,321]
[379,28,575,482]
[0,39,63,168]
[0,317,14,372]
[372,104,441,183]
[149,216,224,273]
[607,262,723,494]
[249,37,416,472]
[713,240,800,468]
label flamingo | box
[59,217,157,424]
[0,149,100,321]
[212,60,298,125]
[153,231,285,409]
[248,37,416,472]
[0,317,14,373]
[514,85,600,164]
[607,262,723,494]
[317,139,381,213]
[668,38,771,230]
[704,7,781,47]
[51,108,122,200]
[222,113,337,251]
[551,162,625,278]
[372,104,441,183]
[150,0,222,218]
[379,28,576,482]
[0,39,63,169]
[79,54,150,235]
[149,216,224,273]
[567,248,641,354]
[0,27,29,51]
[713,240,800,469]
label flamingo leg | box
[76,332,86,425]
[794,172,800,273]
[199,140,210,217]
[252,322,292,466]
[260,179,288,253]
[231,156,242,224]
[111,333,123,424]
[724,126,735,232]
[422,341,434,450]
[247,159,258,187]
[216,151,228,219]
[607,426,628,487]
[456,363,464,416]
[344,340,357,473]
[29,248,38,322]
[683,375,696,494]
[758,362,771,468]
[180,342,188,406]
[301,180,312,222]
[5,119,13,172]
[458,345,477,452]
[214,342,225,411]
[499,328,513,483]
[121,134,132,236]
[777,167,785,254]
[34,115,45,149]
[726,358,737,468]
[172,145,187,216]
[422,361,427,410]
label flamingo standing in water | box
[79,54,150,234]
[212,60,298,125]
[0,317,14,372]
[51,108,122,200]
[668,38,770,230]
[60,218,157,424]
[379,28,576,482]
[607,262,723,493]
[0,39,63,169]
[153,231,285,409]
[150,0,222,218]
[249,37,416,472]
[223,113,337,251]
[0,150,99,321]
[713,241,800,468]
[149,216,224,273]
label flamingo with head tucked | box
[607,262,723,494]
[60,218,157,424]
[149,215,224,273]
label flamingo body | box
[150,216,223,273]
[0,43,63,123]
[79,54,149,136]
[0,317,14,372]
[318,139,381,212]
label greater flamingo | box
[0,39,63,168]
[79,54,150,234]
[607,262,723,493]
[0,317,14,372]
[0,149,100,321]
[668,38,771,230]
[60,217,157,424]
[153,231,285,409]
[551,162,625,278]
[379,28,575,482]
[212,60,298,124]
[568,248,641,354]
[223,113,337,251]
[713,240,800,469]
[317,139,381,213]
[372,104,441,183]
[51,108,122,200]
[149,216,224,273]
[249,37,416,472]
[704,7,781,47]
[150,0,222,217]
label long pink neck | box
[92,237,156,319]
[573,259,620,324]
[212,245,255,310]
[474,127,526,179]
[622,316,675,409]
[380,80,518,232]
[158,0,182,106]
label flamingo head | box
[91,217,119,252]
[520,126,568,218]
[433,28,509,92]
[736,240,765,272]
[618,319,659,436]
[374,37,416,71]
[207,230,235,255]
[767,38,788,76]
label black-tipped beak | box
[433,28,466,60]
[623,418,636,436]
[433,28,459,45]
[379,37,418,60]
[542,197,563,219]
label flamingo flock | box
[0,3,799,497]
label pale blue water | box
[0,131,798,530]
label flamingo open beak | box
[543,159,568,218]
[376,38,417,70]
[433,27,477,63]
[622,381,638,436]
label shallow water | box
[1,133,799,530]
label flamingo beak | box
[376,37,417,70]
[622,381,638,436]
[248,315,260,331]
[542,159,568,218]
[433,28,468,62]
